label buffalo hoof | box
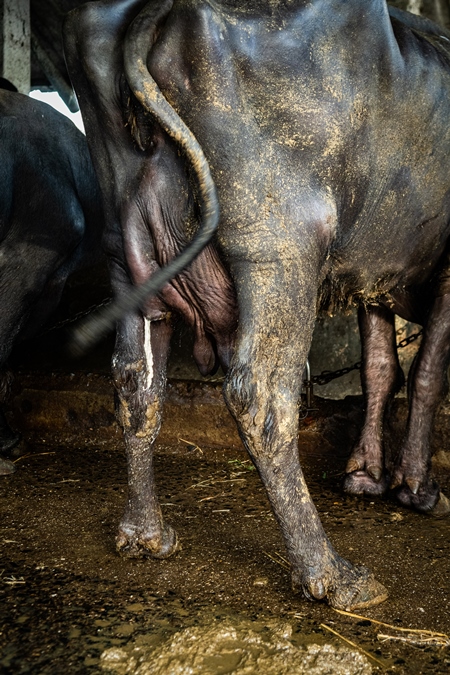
[293,559,388,611]
[0,456,16,475]
[392,481,449,517]
[394,484,450,518]
[116,523,179,559]
[343,470,388,497]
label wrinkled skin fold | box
[64,0,450,609]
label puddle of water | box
[100,615,373,675]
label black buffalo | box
[0,88,104,474]
[64,0,450,609]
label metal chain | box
[37,298,112,337]
[38,302,424,387]
[396,328,424,350]
[310,328,423,387]
[311,362,362,386]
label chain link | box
[309,328,423,387]
[396,328,424,350]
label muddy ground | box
[0,382,449,673]
[0,279,449,674]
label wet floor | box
[0,406,449,674]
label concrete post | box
[0,0,30,94]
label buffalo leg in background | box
[391,294,450,515]
[344,304,403,496]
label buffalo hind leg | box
[112,311,178,557]
[224,265,387,609]
[344,304,403,497]
[391,295,450,516]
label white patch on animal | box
[144,318,154,389]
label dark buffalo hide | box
[0,88,104,473]
[64,0,450,609]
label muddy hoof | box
[294,560,388,611]
[116,523,179,559]
[392,479,441,515]
[0,456,16,475]
[343,470,388,497]
[329,567,388,612]
[328,566,388,611]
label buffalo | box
[64,0,450,609]
[0,87,104,474]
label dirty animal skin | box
[0,89,104,472]
[64,0,450,610]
